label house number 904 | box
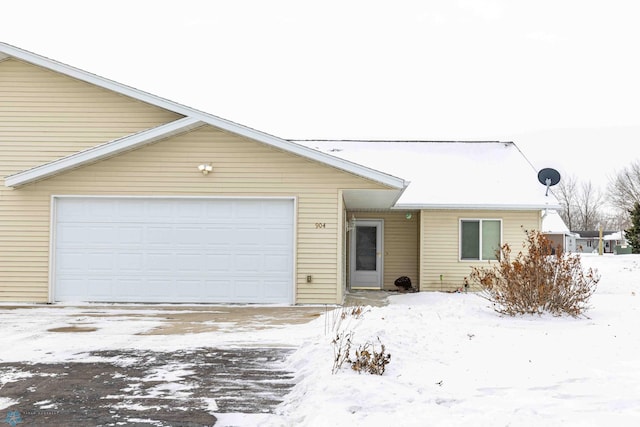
[315,223,326,229]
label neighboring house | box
[540,210,577,252]
[604,231,627,254]
[0,42,559,305]
[574,231,618,253]
[575,230,626,254]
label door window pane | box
[355,226,377,271]
[461,221,480,260]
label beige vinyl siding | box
[0,58,182,177]
[420,209,541,291]
[347,211,420,290]
[0,125,388,303]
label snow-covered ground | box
[277,254,640,427]
[1,254,639,426]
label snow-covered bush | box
[469,229,600,317]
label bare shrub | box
[331,330,354,374]
[325,305,368,336]
[328,305,391,375]
[350,337,391,375]
[329,306,365,374]
[470,230,600,317]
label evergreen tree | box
[625,202,640,253]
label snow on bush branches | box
[469,229,600,317]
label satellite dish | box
[538,168,561,196]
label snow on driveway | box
[0,306,320,425]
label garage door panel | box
[87,252,114,272]
[147,200,175,221]
[175,253,204,273]
[265,280,290,299]
[204,279,234,298]
[117,226,145,245]
[235,226,261,245]
[205,254,233,272]
[88,278,113,298]
[176,280,203,297]
[264,226,293,246]
[236,200,264,220]
[57,251,86,273]
[205,201,233,219]
[146,253,173,272]
[265,254,290,273]
[203,227,235,245]
[147,226,174,245]
[57,199,85,220]
[112,279,139,299]
[55,278,86,299]
[174,227,205,246]
[57,225,87,245]
[116,200,147,219]
[54,198,294,303]
[175,200,205,218]
[117,253,144,271]
[235,279,261,298]
[236,254,262,272]
[85,227,117,245]
[145,279,173,299]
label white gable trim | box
[5,117,203,188]
[0,42,406,190]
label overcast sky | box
[2,1,639,193]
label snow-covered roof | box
[296,140,560,210]
[604,231,624,241]
[541,210,572,234]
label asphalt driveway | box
[0,304,327,426]
[1,347,295,426]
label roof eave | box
[394,202,562,210]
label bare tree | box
[602,210,631,231]
[554,175,605,231]
[576,181,604,230]
[554,175,578,230]
[608,160,640,213]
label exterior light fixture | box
[405,212,413,220]
[198,163,213,175]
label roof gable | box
[0,42,406,191]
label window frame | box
[459,218,503,261]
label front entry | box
[350,219,383,289]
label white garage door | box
[53,197,294,303]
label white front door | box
[350,219,383,289]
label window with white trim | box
[460,219,501,261]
